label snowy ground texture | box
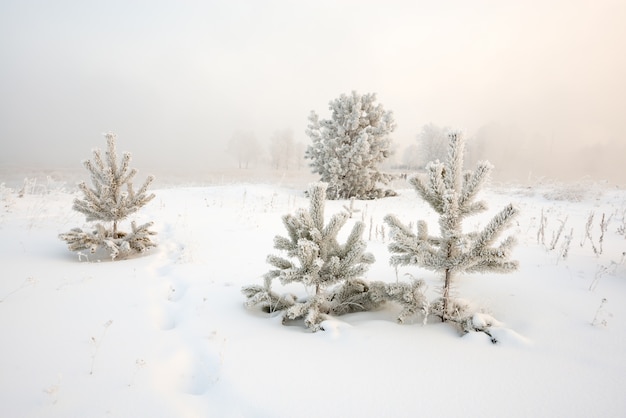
[1,174,626,417]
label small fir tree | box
[59,133,157,260]
[243,182,428,331]
[305,91,396,200]
[385,131,518,337]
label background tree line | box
[227,129,307,171]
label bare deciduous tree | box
[228,131,261,169]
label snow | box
[1,174,626,417]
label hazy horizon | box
[1,1,625,184]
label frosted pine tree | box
[59,133,157,260]
[385,131,518,338]
[242,182,428,331]
[305,91,396,200]
[243,183,374,331]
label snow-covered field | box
[1,172,625,417]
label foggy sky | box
[1,0,625,183]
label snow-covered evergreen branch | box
[59,221,156,260]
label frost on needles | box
[385,131,519,339]
[59,133,157,260]
[242,182,428,332]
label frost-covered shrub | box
[305,91,396,200]
[242,182,427,331]
[385,131,519,339]
[59,133,157,260]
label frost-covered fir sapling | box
[305,91,397,200]
[59,133,157,260]
[242,182,428,332]
[385,131,519,339]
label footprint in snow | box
[152,336,224,395]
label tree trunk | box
[442,268,452,321]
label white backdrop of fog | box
[1,0,624,184]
